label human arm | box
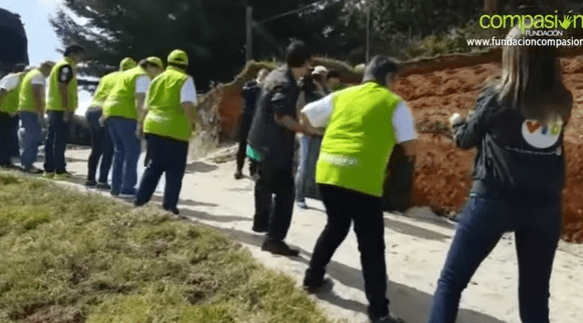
[450,91,493,150]
[270,83,320,136]
[57,65,74,112]
[135,76,150,136]
[392,101,418,158]
[181,77,201,134]
[0,74,20,107]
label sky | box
[3,0,92,115]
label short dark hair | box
[64,45,86,57]
[168,62,187,70]
[362,55,399,84]
[12,63,27,73]
[327,70,340,80]
[286,40,312,68]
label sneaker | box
[296,200,308,209]
[85,180,97,187]
[261,238,300,257]
[234,170,243,180]
[42,172,55,179]
[95,182,111,190]
[22,166,43,174]
[372,314,405,323]
[252,224,268,233]
[303,277,334,294]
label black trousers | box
[306,184,389,320]
[135,134,188,210]
[253,162,295,241]
[9,115,20,158]
[0,112,13,165]
[235,115,256,174]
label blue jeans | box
[44,111,69,173]
[107,117,141,195]
[295,135,322,202]
[427,192,562,323]
[18,112,42,169]
[136,134,188,210]
[86,109,113,183]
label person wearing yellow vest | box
[16,61,55,174]
[44,45,87,179]
[133,50,199,215]
[300,56,417,323]
[103,57,163,197]
[0,63,27,169]
[85,57,137,189]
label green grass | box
[0,172,333,323]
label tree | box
[50,0,343,90]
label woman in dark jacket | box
[427,27,572,323]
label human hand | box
[136,123,144,139]
[449,113,464,126]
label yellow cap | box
[119,57,137,71]
[146,56,163,69]
[168,49,188,66]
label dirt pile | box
[393,57,583,243]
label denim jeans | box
[136,134,188,210]
[427,192,562,323]
[18,112,42,169]
[306,184,389,321]
[107,117,141,195]
[86,108,113,183]
[9,114,20,158]
[44,111,69,173]
[295,135,322,202]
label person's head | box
[12,63,27,73]
[362,55,400,88]
[64,45,87,63]
[139,57,164,78]
[312,65,329,88]
[39,61,56,77]
[285,40,312,79]
[256,68,269,83]
[119,57,137,71]
[167,49,189,71]
[327,70,341,88]
[494,26,571,123]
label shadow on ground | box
[188,224,505,323]
[185,161,219,173]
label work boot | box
[96,182,111,190]
[234,169,243,180]
[85,179,97,187]
[261,238,299,257]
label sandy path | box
[30,146,583,323]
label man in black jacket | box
[246,40,322,256]
[235,68,269,179]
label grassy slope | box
[0,172,332,323]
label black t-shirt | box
[247,65,300,170]
[453,88,571,199]
[58,65,74,84]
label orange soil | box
[392,57,583,243]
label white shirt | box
[31,73,45,86]
[181,77,197,104]
[301,94,418,143]
[135,75,151,94]
[0,74,20,91]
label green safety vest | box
[0,72,24,114]
[47,57,78,111]
[316,82,401,197]
[91,71,121,107]
[102,66,148,120]
[18,69,43,112]
[143,66,192,142]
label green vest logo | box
[479,13,583,34]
